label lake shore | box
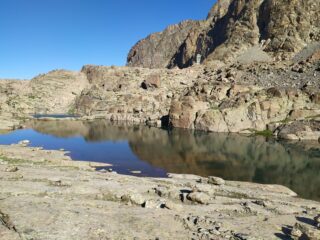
[0,143,319,239]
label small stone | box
[164,201,183,211]
[233,233,255,240]
[168,190,180,200]
[5,166,19,172]
[291,223,303,238]
[208,176,225,186]
[129,193,145,205]
[18,140,30,145]
[130,170,142,174]
[48,178,63,186]
[154,186,169,197]
[142,199,164,209]
[187,192,210,204]
[209,229,220,235]
[141,74,161,89]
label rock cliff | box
[128,0,320,68]
[127,20,205,68]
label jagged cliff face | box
[127,0,320,68]
[127,20,205,69]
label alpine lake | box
[0,118,319,201]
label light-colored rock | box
[4,166,18,172]
[164,200,183,211]
[195,109,229,132]
[18,140,30,145]
[169,96,209,129]
[187,192,211,204]
[142,199,164,209]
[129,193,145,205]
[208,176,225,186]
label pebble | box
[187,192,210,204]
[18,140,30,145]
[130,170,142,174]
[164,200,183,211]
[129,193,145,205]
[154,186,168,197]
[142,199,164,209]
[48,178,63,186]
[291,223,303,238]
[5,166,19,172]
[208,176,225,186]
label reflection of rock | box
[129,128,320,201]
[25,120,89,138]
[25,119,320,200]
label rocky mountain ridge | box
[128,0,320,69]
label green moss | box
[254,130,274,137]
[0,155,49,166]
[0,156,30,165]
[28,95,36,99]
[209,103,219,110]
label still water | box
[0,119,319,201]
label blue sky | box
[0,0,214,79]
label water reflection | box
[11,120,320,200]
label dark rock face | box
[127,20,203,69]
[127,0,320,68]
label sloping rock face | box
[0,70,89,119]
[128,0,320,68]
[169,83,320,133]
[74,65,201,125]
[127,20,205,68]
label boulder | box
[194,110,229,132]
[169,96,208,129]
[141,74,161,89]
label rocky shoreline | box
[0,0,319,138]
[1,59,320,142]
[0,143,319,239]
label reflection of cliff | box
[130,130,320,201]
[26,120,89,138]
[26,119,320,200]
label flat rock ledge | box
[0,145,319,240]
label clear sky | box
[0,0,215,79]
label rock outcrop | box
[74,65,201,125]
[127,20,204,68]
[0,70,88,120]
[128,0,320,68]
